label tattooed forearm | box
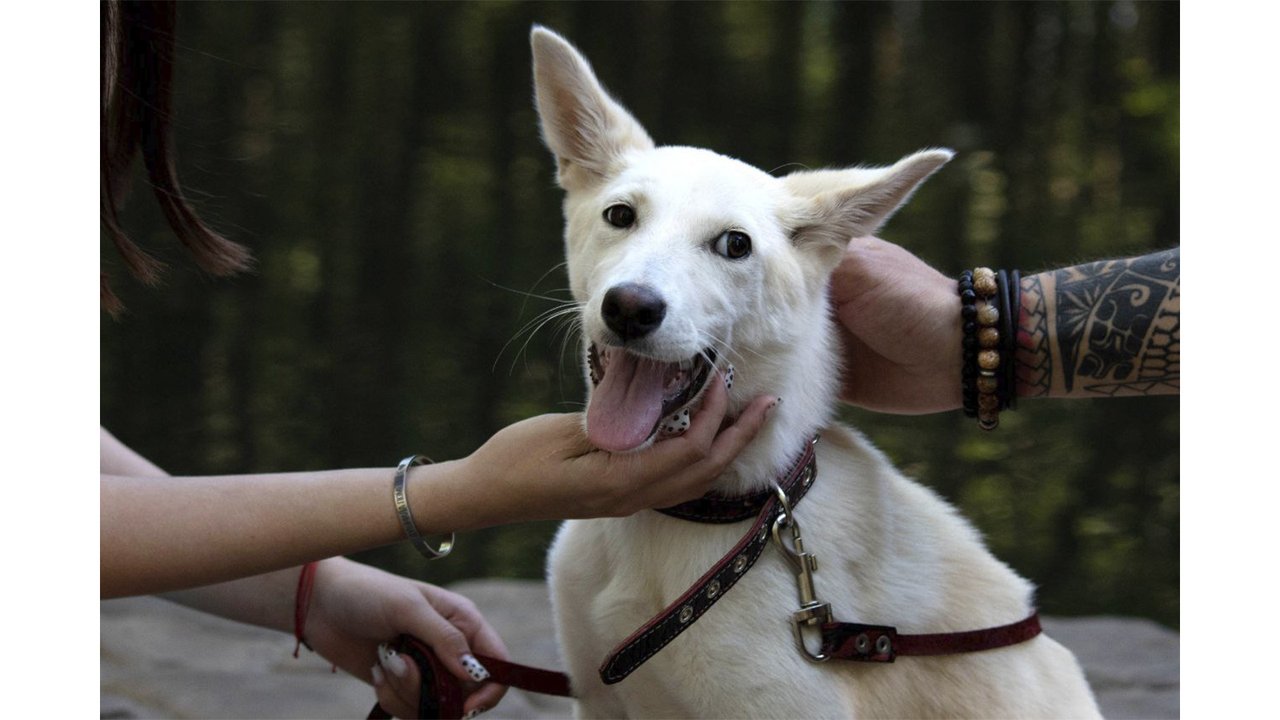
[1015,248,1179,398]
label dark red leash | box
[819,613,1043,663]
[369,436,1043,718]
[369,613,1043,718]
[596,438,821,683]
[367,635,571,719]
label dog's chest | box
[545,433,1081,717]
[553,512,794,626]
[551,445,861,637]
[547,472,873,714]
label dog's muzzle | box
[584,342,727,451]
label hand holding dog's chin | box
[457,377,776,523]
[832,236,964,414]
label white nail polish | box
[461,654,490,682]
[383,653,409,678]
[371,665,385,686]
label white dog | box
[532,26,1100,719]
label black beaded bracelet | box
[958,270,978,418]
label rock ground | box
[102,579,1177,719]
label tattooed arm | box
[1015,248,1179,398]
[831,238,1179,412]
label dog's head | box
[531,27,950,455]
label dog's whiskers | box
[486,263,576,369]
[555,314,585,403]
[769,161,812,175]
[700,331,756,369]
[483,264,572,306]
[494,300,584,374]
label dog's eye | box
[603,204,636,229]
[713,230,752,260]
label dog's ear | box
[786,149,953,266]
[531,26,655,190]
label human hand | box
[304,559,508,718]
[461,374,777,523]
[830,236,962,414]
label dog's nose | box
[602,283,667,341]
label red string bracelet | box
[293,561,319,658]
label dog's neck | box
[714,294,842,497]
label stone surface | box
[102,580,1177,718]
[1041,616,1181,719]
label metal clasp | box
[771,484,832,663]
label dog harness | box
[369,434,1043,719]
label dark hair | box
[101,0,252,315]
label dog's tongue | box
[587,351,668,452]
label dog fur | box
[531,26,1100,719]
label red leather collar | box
[656,488,777,523]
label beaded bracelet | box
[962,267,1002,430]
[958,270,979,418]
[958,266,1025,429]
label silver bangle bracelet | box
[393,455,455,560]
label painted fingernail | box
[377,644,407,677]
[371,664,385,686]
[383,652,409,678]
[460,654,490,682]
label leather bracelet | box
[1007,269,1020,410]
[394,455,455,560]
[995,269,1014,411]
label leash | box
[597,436,821,683]
[369,435,1042,718]
[368,637,571,720]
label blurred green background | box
[101,1,1178,628]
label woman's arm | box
[102,427,510,715]
[101,466,411,597]
[103,426,309,646]
[101,377,773,598]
